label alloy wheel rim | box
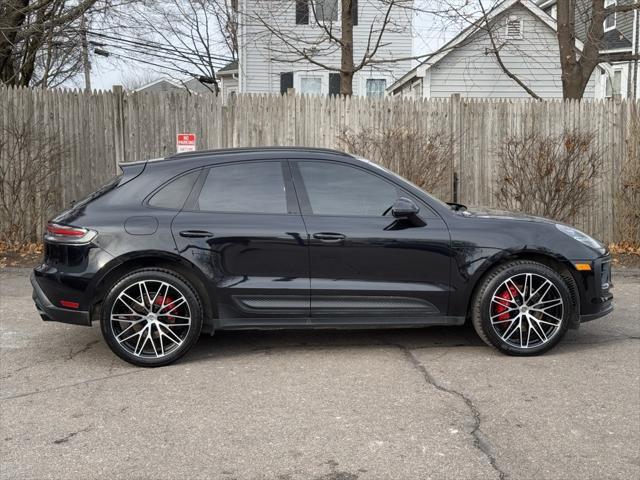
[110,280,191,358]
[489,273,564,349]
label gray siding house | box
[538,0,639,99]
[389,0,596,99]
[235,0,413,96]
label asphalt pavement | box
[1,268,639,480]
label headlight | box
[555,224,605,253]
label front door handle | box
[179,230,214,239]
[312,232,346,242]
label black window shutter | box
[296,0,309,24]
[329,73,341,95]
[280,72,294,94]
[351,0,358,26]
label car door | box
[171,160,310,326]
[290,159,452,325]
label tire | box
[471,260,574,356]
[100,268,203,367]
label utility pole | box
[80,15,92,92]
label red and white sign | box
[176,133,196,153]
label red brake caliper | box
[494,285,519,327]
[154,295,175,323]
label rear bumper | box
[31,274,91,326]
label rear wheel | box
[101,268,203,367]
[471,260,573,355]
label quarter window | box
[298,161,399,216]
[148,170,200,209]
[197,162,288,214]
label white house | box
[388,0,598,99]
[224,0,413,97]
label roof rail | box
[165,146,351,160]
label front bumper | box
[575,255,613,324]
[31,273,91,326]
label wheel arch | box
[88,251,215,327]
[465,249,581,326]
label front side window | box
[300,76,322,95]
[604,0,616,30]
[298,161,399,216]
[197,162,287,214]
[366,79,386,98]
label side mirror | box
[391,197,420,218]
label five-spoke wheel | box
[101,269,202,367]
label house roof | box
[134,78,181,92]
[217,60,238,75]
[388,0,581,93]
[602,29,633,51]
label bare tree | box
[89,0,238,94]
[557,0,639,99]
[0,106,67,244]
[0,0,132,87]
[495,131,603,223]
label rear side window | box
[197,161,287,214]
[148,170,200,209]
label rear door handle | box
[179,230,214,238]
[312,232,346,242]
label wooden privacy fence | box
[0,86,638,243]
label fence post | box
[112,85,125,165]
[449,93,461,203]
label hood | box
[459,206,556,224]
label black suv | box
[32,147,613,366]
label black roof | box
[602,29,632,50]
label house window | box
[606,69,622,98]
[296,0,309,24]
[549,5,557,19]
[300,77,323,95]
[366,79,386,98]
[298,0,357,25]
[505,16,523,39]
[604,0,616,31]
[315,0,338,22]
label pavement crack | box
[53,426,92,445]
[1,370,142,401]
[66,340,100,361]
[390,341,507,480]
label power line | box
[77,28,234,63]
[89,39,228,70]
[93,48,218,85]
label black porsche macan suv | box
[31,147,613,366]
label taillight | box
[45,223,97,244]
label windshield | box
[355,156,452,210]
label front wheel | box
[101,268,203,367]
[471,260,574,355]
